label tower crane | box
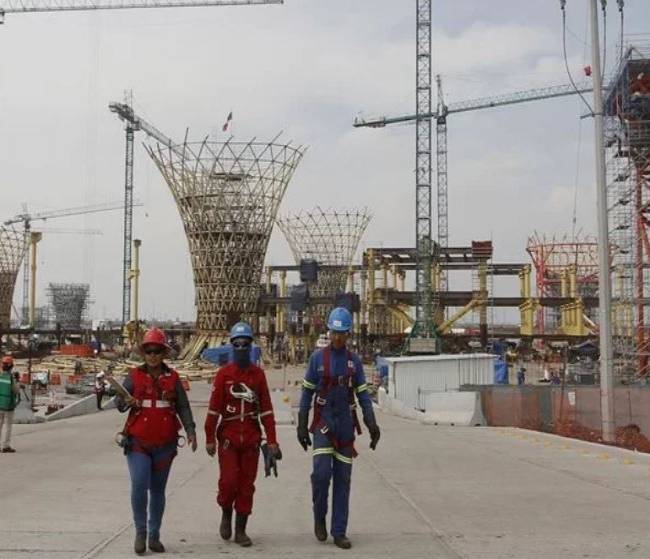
[109,100,186,326]
[4,200,141,325]
[355,72,595,346]
[0,0,281,23]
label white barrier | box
[421,392,486,426]
[46,395,116,421]
[386,354,495,411]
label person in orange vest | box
[205,322,281,547]
[115,327,197,555]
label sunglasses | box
[144,347,164,355]
[232,340,251,349]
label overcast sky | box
[1,0,649,324]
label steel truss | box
[47,283,91,330]
[147,136,304,360]
[605,45,650,380]
[276,207,371,327]
[0,226,27,329]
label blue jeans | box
[126,440,176,539]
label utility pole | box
[590,0,615,442]
[28,231,42,329]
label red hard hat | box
[139,328,171,351]
[2,355,14,366]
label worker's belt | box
[140,400,171,408]
[332,376,352,387]
[222,410,273,422]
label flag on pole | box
[222,111,233,132]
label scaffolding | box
[605,44,650,380]
[147,136,304,360]
[0,226,27,329]
[526,233,599,336]
[275,207,371,330]
[47,283,91,330]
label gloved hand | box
[368,423,380,450]
[262,443,282,477]
[205,442,216,457]
[297,411,311,452]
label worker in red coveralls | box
[116,327,197,555]
[205,322,281,547]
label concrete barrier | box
[421,391,486,426]
[46,394,116,421]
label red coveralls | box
[204,363,276,515]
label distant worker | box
[516,366,526,386]
[95,370,107,410]
[297,307,381,550]
[205,322,280,547]
[0,356,19,453]
[115,327,197,555]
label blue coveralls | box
[299,345,374,537]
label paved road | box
[2,382,650,558]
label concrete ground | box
[2,381,650,558]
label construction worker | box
[204,322,280,548]
[297,307,381,550]
[0,356,19,453]
[115,327,197,555]
[94,370,107,410]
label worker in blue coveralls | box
[297,307,381,550]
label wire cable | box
[560,3,595,115]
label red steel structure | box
[526,234,599,336]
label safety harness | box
[309,346,362,457]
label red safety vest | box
[125,367,182,447]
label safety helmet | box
[327,307,353,333]
[1,355,14,367]
[139,327,171,351]
[229,322,254,342]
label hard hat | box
[139,328,171,351]
[96,371,105,377]
[229,322,254,342]
[327,307,353,333]
[1,355,14,367]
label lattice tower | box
[47,283,91,329]
[276,207,371,330]
[0,226,27,329]
[147,137,304,360]
[605,43,650,381]
[526,233,599,334]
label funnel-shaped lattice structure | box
[48,283,90,329]
[147,137,305,359]
[276,207,372,314]
[0,227,27,329]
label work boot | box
[333,535,352,550]
[148,538,165,553]
[314,518,327,542]
[2,447,16,453]
[134,533,146,555]
[234,513,252,547]
[219,507,233,540]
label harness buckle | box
[316,396,327,406]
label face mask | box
[233,346,251,369]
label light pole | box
[589,0,615,442]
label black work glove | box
[364,415,381,450]
[262,443,282,477]
[297,411,312,452]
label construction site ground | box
[3,380,650,559]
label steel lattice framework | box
[605,44,650,380]
[0,226,27,329]
[276,207,372,300]
[147,137,304,359]
[47,283,91,329]
[526,233,600,334]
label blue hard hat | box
[229,322,254,342]
[327,307,353,332]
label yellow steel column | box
[29,231,42,329]
[278,271,287,335]
[132,239,142,326]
